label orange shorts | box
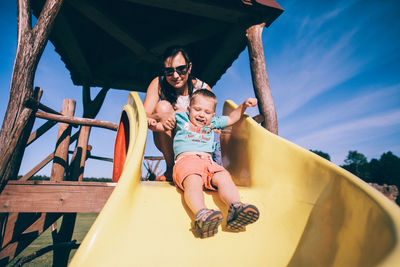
[173,154,228,191]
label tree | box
[0,0,64,185]
[369,158,383,184]
[341,150,371,182]
[310,150,331,161]
[379,152,400,187]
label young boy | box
[148,89,259,238]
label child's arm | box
[226,98,258,127]
[147,109,179,132]
[147,118,166,132]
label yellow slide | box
[70,92,400,267]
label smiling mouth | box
[195,118,206,125]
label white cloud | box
[271,30,365,119]
[294,109,400,146]
[280,84,400,137]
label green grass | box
[8,213,98,266]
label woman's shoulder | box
[148,76,161,88]
[148,76,163,96]
[151,76,161,85]
[192,77,210,90]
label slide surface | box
[70,92,400,267]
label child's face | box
[188,95,216,127]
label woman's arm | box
[143,77,161,119]
[205,83,212,91]
[193,78,212,92]
[226,98,258,127]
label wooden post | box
[51,99,76,267]
[52,213,76,267]
[246,23,278,134]
[0,87,42,189]
[51,99,75,181]
[82,86,109,119]
[69,126,91,181]
[52,86,109,265]
[0,0,64,186]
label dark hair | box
[159,46,194,105]
[190,89,217,107]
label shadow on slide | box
[70,92,400,267]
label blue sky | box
[1,0,399,178]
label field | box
[8,213,97,266]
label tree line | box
[17,175,112,182]
[310,150,400,187]
[21,150,400,188]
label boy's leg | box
[182,174,206,214]
[211,171,240,205]
[183,174,223,238]
[212,171,259,231]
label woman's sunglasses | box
[163,65,188,76]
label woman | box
[143,46,212,181]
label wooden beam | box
[35,110,118,131]
[82,86,109,119]
[0,213,61,265]
[1,213,41,249]
[20,152,55,181]
[149,21,229,54]
[144,156,164,160]
[67,0,158,62]
[246,23,278,134]
[86,154,113,163]
[52,213,76,266]
[25,95,63,115]
[26,120,57,146]
[199,25,247,86]
[252,114,265,124]
[123,0,246,23]
[23,132,85,181]
[83,77,148,92]
[0,181,116,213]
[52,11,93,81]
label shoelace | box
[195,209,211,221]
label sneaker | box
[226,202,259,231]
[193,209,223,238]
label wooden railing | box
[0,87,117,265]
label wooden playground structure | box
[0,0,284,265]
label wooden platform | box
[0,181,116,213]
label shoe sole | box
[226,205,259,231]
[195,212,223,238]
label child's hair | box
[190,89,217,107]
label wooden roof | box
[32,0,283,91]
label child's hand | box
[244,98,258,108]
[147,118,158,129]
[160,113,176,131]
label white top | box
[173,78,209,111]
